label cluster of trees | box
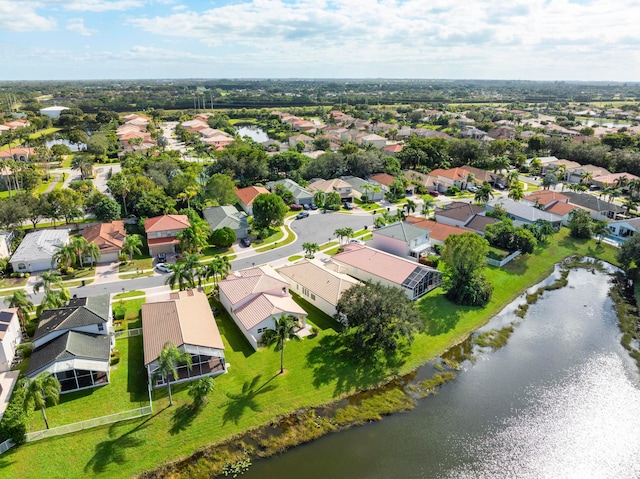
[567,209,608,240]
[165,253,231,291]
[485,219,538,254]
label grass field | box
[0,228,619,479]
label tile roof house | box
[358,133,386,149]
[462,165,507,188]
[368,173,397,191]
[0,309,21,372]
[566,164,611,184]
[487,199,564,228]
[218,266,308,350]
[203,206,249,239]
[81,221,126,263]
[370,221,432,260]
[428,167,472,192]
[341,176,385,202]
[434,201,498,234]
[329,244,442,300]
[523,190,569,208]
[307,178,354,203]
[0,147,36,162]
[278,259,360,317]
[142,289,226,388]
[405,217,472,245]
[266,178,314,206]
[27,294,113,394]
[144,214,190,257]
[563,192,625,220]
[10,229,69,273]
[592,172,640,189]
[235,186,269,215]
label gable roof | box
[307,178,352,193]
[235,186,269,206]
[464,214,499,233]
[373,221,428,243]
[33,294,111,342]
[234,292,306,331]
[545,201,578,216]
[218,266,289,306]
[82,221,126,253]
[203,206,249,232]
[144,215,190,233]
[524,190,569,206]
[26,331,111,376]
[489,199,564,223]
[592,172,640,184]
[10,229,69,263]
[278,259,359,306]
[267,179,313,200]
[142,289,224,365]
[435,201,486,223]
[462,165,506,185]
[406,218,472,241]
[564,192,625,212]
[368,173,396,187]
[428,167,471,181]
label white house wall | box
[10,257,54,273]
[290,281,338,317]
[0,317,20,372]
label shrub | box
[445,186,460,196]
[210,227,236,248]
[110,350,121,365]
[0,379,28,444]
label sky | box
[1,0,640,81]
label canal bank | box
[142,258,640,479]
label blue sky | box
[1,0,639,81]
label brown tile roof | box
[435,201,485,223]
[82,221,125,253]
[144,215,190,233]
[464,215,499,233]
[546,201,578,216]
[428,167,471,181]
[235,186,269,206]
[407,218,472,241]
[525,190,569,206]
[142,289,224,366]
[593,172,640,184]
[234,293,306,331]
[368,173,396,187]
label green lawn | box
[0,277,28,289]
[254,224,296,252]
[118,258,153,273]
[1,228,619,479]
[113,290,145,300]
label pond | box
[236,124,269,143]
[45,138,83,151]
[243,266,640,479]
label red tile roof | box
[407,218,471,241]
[546,201,578,216]
[235,186,269,206]
[368,173,397,187]
[82,221,125,253]
[144,215,190,233]
[525,190,569,206]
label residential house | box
[0,309,21,372]
[288,134,314,151]
[81,221,126,263]
[368,173,397,193]
[435,201,487,227]
[566,164,611,184]
[564,192,625,220]
[523,190,577,225]
[142,289,226,388]
[144,214,190,257]
[358,133,387,149]
[10,229,69,273]
[541,159,581,180]
[203,206,249,239]
[307,178,354,203]
[460,126,491,141]
[328,244,442,300]
[606,218,640,243]
[462,165,507,188]
[488,126,516,140]
[278,259,360,317]
[0,147,35,162]
[487,199,564,228]
[369,222,431,261]
[592,172,640,190]
[428,167,472,193]
[27,295,113,393]
[266,179,314,206]
[404,170,437,193]
[383,144,404,156]
[0,230,14,259]
[235,185,269,215]
[340,176,385,202]
[405,218,472,246]
[218,266,308,350]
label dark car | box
[240,237,251,247]
[310,203,318,210]
[157,253,167,262]
[303,203,310,210]
[428,190,440,197]
[296,211,309,219]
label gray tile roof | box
[488,199,564,223]
[203,206,249,232]
[564,192,625,212]
[10,229,69,263]
[373,222,429,242]
[27,331,111,376]
[33,294,110,342]
[266,179,314,202]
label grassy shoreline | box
[0,229,618,479]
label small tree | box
[252,193,287,230]
[262,314,299,374]
[154,342,193,406]
[24,373,61,430]
[567,209,593,238]
[210,227,237,248]
[122,234,143,262]
[188,376,215,408]
[4,290,33,334]
[334,227,354,245]
[302,242,319,258]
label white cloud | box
[66,18,95,36]
[0,0,56,32]
[57,0,145,12]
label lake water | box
[583,119,633,128]
[244,267,640,479]
[45,138,83,151]
[236,125,269,143]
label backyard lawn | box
[1,228,620,479]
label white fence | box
[24,405,152,443]
[114,328,142,339]
[486,250,521,267]
[0,439,14,454]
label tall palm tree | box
[262,314,299,374]
[203,255,232,287]
[508,183,525,202]
[85,243,101,267]
[33,270,63,294]
[154,341,192,406]
[52,243,77,272]
[70,235,90,268]
[24,373,61,429]
[360,183,380,203]
[580,171,594,186]
[37,289,71,316]
[122,234,143,262]
[71,154,94,180]
[177,185,199,210]
[4,290,34,334]
[403,199,417,216]
[334,227,354,245]
[474,181,494,205]
[166,261,195,291]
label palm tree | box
[592,220,609,244]
[33,270,63,294]
[580,171,594,186]
[403,199,417,216]
[122,234,143,262]
[188,376,215,407]
[166,261,195,291]
[508,183,525,202]
[262,314,299,374]
[360,183,380,203]
[421,196,436,218]
[37,288,71,316]
[534,219,555,242]
[52,243,77,272]
[474,181,494,205]
[85,243,101,267]
[177,186,199,210]
[71,154,94,180]
[154,341,192,406]
[70,235,90,268]
[334,227,354,245]
[541,173,558,190]
[313,191,326,208]
[614,176,630,191]
[24,373,61,429]
[302,242,319,258]
[492,155,511,175]
[507,170,520,187]
[4,290,33,334]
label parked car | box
[240,237,251,247]
[310,203,318,210]
[296,211,309,219]
[155,263,172,273]
[468,185,479,193]
[349,239,364,245]
[157,253,167,262]
[343,202,354,210]
[289,203,303,211]
[303,203,310,210]
[428,190,440,197]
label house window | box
[302,287,310,297]
[310,293,316,300]
[257,327,267,334]
[97,323,104,332]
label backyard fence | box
[0,439,14,454]
[24,405,153,443]
[114,328,142,339]
[486,250,521,268]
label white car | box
[155,263,172,273]
[349,239,365,245]
[468,185,479,193]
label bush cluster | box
[0,380,28,445]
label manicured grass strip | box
[288,255,303,262]
[118,258,153,273]
[113,290,145,299]
[254,224,296,252]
